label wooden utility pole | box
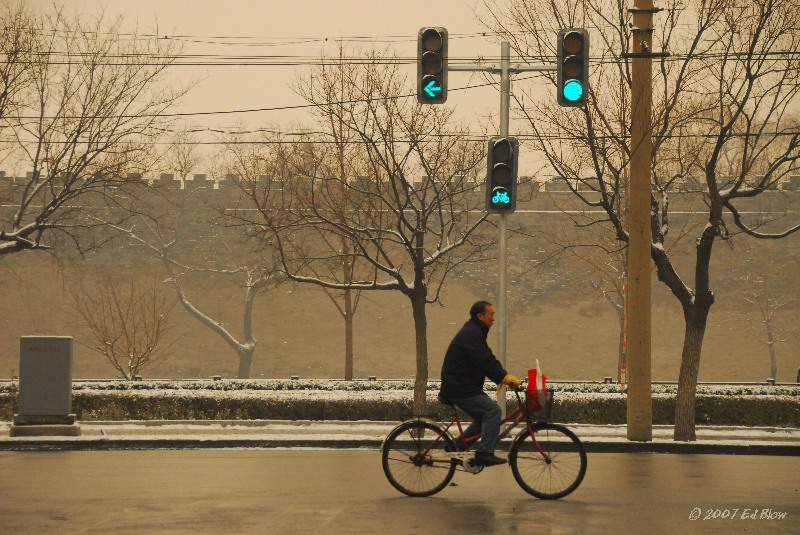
[626,0,661,441]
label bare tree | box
[0,2,35,126]
[164,128,204,190]
[0,4,187,256]
[727,272,798,381]
[743,279,794,381]
[291,57,380,380]
[309,233,374,381]
[130,135,280,378]
[482,0,800,440]
[71,270,175,380]
[231,48,493,413]
[79,113,281,380]
[586,253,628,382]
[0,2,37,209]
[537,200,700,383]
[113,191,282,380]
[219,127,375,380]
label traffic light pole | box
[498,43,510,415]
[452,43,554,416]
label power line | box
[12,78,506,120]
[19,27,495,45]
[8,49,800,67]
[13,68,800,121]
[9,129,799,146]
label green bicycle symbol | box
[492,190,510,205]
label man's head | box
[470,300,495,329]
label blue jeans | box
[454,393,502,454]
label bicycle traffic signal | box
[417,27,448,104]
[557,28,589,107]
[485,137,519,214]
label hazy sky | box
[18,0,559,176]
[29,2,518,128]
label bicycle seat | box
[437,394,457,407]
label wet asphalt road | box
[0,450,797,535]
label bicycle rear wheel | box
[509,422,587,499]
[381,420,457,497]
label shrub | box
[1,380,797,426]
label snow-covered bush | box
[1,379,797,425]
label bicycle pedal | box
[464,460,484,475]
[447,452,484,474]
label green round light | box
[563,80,584,102]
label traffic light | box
[417,27,448,104]
[557,28,589,107]
[485,137,518,213]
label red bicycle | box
[381,386,587,499]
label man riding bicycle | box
[439,300,520,467]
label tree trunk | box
[239,282,258,379]
[163,260,263,381]
[410,292,429,415]
[237,347,254,379]
[654,220,716,442]
[673,305,711,441]
[344,288,354,380]
[765,322,777,380]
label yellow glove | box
[502,374,521,390]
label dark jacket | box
[439,318,508,401]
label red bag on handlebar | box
[526,360,548,413]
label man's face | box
[477,305,495,329]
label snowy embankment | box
[1,380,798,427]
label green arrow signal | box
[424,79,442,98]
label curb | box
[581,441,800,456]
[2,420,798,454]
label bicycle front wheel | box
[381,420,456,497]
[509,422,587,499]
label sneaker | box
[444,437,465,452]
[472,452,507,467]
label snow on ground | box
[1,420,798,448]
